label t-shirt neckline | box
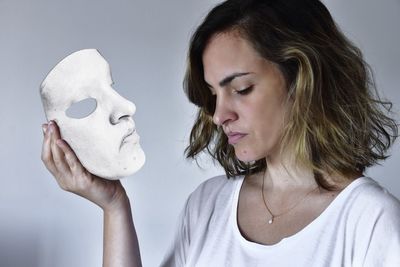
[230,175,370,250]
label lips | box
[227,132,247,145]
[122,129,134,140]
[120,129,139,149]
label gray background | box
[0,0,399,266]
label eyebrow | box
[220,72,252,87]
[206,72,253,89]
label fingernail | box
[42,124,47,134]
[56,139,63,146]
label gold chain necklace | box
[261,173,318,224]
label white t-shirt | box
[161,175,400,267]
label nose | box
[109,91,136,125]
[212,94,237,126]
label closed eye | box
[236,85,253,95]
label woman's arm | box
[103,190,142,267]
[41,121,142,267]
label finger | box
[51,121,85,174]
[50,120,62,139]
[52,121,80,174]
[49,122,71,176]
[41,123,57,175]
[56,139,85,175]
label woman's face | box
[202,32,290,162]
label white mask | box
[40,49,145,180]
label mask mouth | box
[120,129,137,150]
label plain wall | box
[0,0,399,266]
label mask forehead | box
[40,49,112,111]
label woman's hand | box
[41,121,127,211]
[42,121,143,266]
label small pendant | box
[268,217,274,224]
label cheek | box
[60,112,120,150]
[258,111,284,135]
[247,101,288,153]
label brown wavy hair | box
[184,0,398,189]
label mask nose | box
[109,91,136,125]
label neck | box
[263,153,317,191]
[245,151,317,192]
[250,150,360,192]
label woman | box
[42,0,400,266]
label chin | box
[103,148,146,180]
[234,148,261,163]
[123,148,146,177]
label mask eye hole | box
[66,98,97,119]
